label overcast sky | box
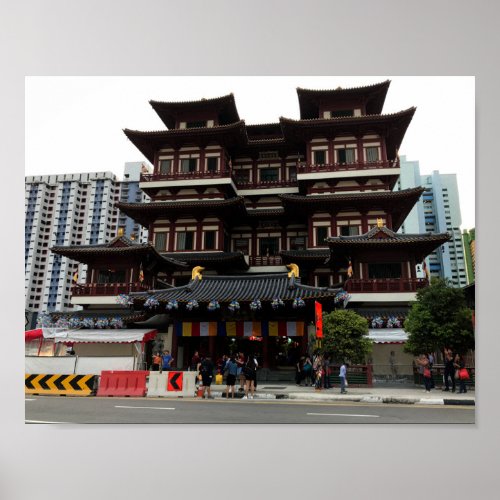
[25,76,475,228]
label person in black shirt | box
[200,356,214,399]
[443,348,456,392]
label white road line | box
[25,420,69,424]
[114,405,175,410]
[307,412,380,418]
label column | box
[208,336,216,360]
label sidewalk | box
[207,383,475,406]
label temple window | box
[290,236,306,250]
[234,238,249,254]
[260,168,279,182]
[313,150,326,164]
[259,237,279,256]
[97,269,126,284]
[154,232,167,251]
[234,170,250,184]
[365,146,380,162]
[204,230,216,250]
[368,262,402,279]
[340,225,360,236]
[331,109,354,118]
[180,158,198,173]
[336,147,356,164]
[176,231,195,250]
[316,275,330,287]
[159,160,172,174]
[186,120,206,128]
[206,157,218,172]
[315,226,328,246]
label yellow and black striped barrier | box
[25,374,97,396]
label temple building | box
[49,81,450,375]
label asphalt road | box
[25,396,475,424]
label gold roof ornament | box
[377,218,384,228]
[287,263,300,278]
[191,266,205,281]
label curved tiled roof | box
[280,249,330,262]
[161,252,249,270]
[131,273,341,303]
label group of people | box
[152,350,174,372]
[416,350,469,394]
[190,351,259,400]
[295,353,349,394]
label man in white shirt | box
[339,362,348,394]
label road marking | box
[25,420,69,424]
[307,412,380,418]
[114,405,175,410]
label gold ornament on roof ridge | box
[287,263,300,278]
[191,266,205,280]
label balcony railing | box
[344,278,428,293]
[234,179,298,190]
[72,282,149,296]
[140,170,232,182]
[298,158,399,174]
[249,256,283,266]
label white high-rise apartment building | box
[396,156,467,287]
[25,171,120,313]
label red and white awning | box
[25,328,157,344]
[367,329,408,344]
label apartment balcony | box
[72,282,149,296]
[297,158,400,181]
[343,278,428,293]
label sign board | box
[167,371,183,391]
[315,301,323,339]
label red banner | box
[315,301,323,338]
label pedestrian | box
[236,352,245,392]
[242,354,258,400]
[224,355,238,399]
[417,354,432,393]
[162,350,174,372]
[442,348,456,392]
[454,354,469,394]
[314,354,323,391]
[323,354,332,389]
[296,356,304,386]
[199,355,214,399]
[427,352,435,389]
[302,355,313,386]
[152,351,162,371]
[190,350,201,371]
[339,361,348,394]
[389,350,398,380]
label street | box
[25,396,475,424]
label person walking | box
[236,352,245,392]
[296,357,304,386]
[314,354,323,391]
[417,354,432,393]
[443,348,456,392]
[224,355,238,399]
[323,354,332,389]
[302,355,313,386]
[339,362,348,394]
[199,355,214,399]
[455,354,468,394]
[242,354,258,399]
[427,352,435,389]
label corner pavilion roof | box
[51,235,188,270]
[296,80,391,119]
[131,273,341,304]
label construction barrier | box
[96,370,149,397]
[25,356,77,376]
[25,373,97,396]
[146,371,198,398]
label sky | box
[25,76,475,228]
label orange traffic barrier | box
[96,370,149,397]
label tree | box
[322,309,372,363]
[404,278,474,355]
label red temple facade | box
[51,81,449,375]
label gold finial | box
[191,266,205,281]
[287,263,300,278]
[377,218,384,228]
[117,227,124,237]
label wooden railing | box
[234,179,298,189]
[72,282,149,296]
[140,170,232,182]
[344,278,428,293]
[249,256,283,266]
[298,158,399,174]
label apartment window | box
[340,225,360,236]
[290,236,306,250]
[177,231,195,250]
[315,226,328,246]
[331,109,353,118]
[260,168,279,182]
[313,150,326,164]
[259,237,279,256]
[154,232,167,251]
[204,231,216,250]
[365,147,379,162]
[337,148,356,164]
[180,158,197,173]
[234,238,249,254]
[206,157,218,172]
[159,160,172,174]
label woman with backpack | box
[242,354,258,400]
